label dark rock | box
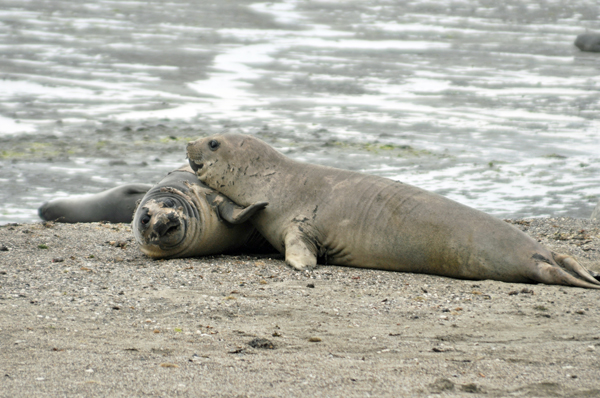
[429,377,455,392]
[575,33,600,52]
[248,338,275,349]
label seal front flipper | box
[284,225,318,270]
[207,192,268,224]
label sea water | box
[1,0,599,224]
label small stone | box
[429,377,455,392]
[308,337,322,342]
[248,338,275,349]
[461,383,482,393]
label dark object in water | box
[574,33,600,52]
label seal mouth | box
[188,159,203,173]
[149,214,181,242]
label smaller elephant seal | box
[38,184,152,223]
[187,134,600,289]
[574,33,600,52]
[132,165,271,259]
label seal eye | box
[208,140,220,151]
[163,198,175,208]
[141,214,151,225]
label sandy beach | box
[1,217,599,397]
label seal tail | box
[530,253,600,289]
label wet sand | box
[1,218,599,397]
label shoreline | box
[1,217,599,396]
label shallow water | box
[1,0,600,224]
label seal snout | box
[186,140,205,174]
[151,212,181,240]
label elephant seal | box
[132,165,271,259]
[574,33,600,52]
[187,134,600,289]
[38,184,152,223]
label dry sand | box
[1,218,599,397]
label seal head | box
[133,165,269,259]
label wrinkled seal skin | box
[132,165,270,259]
[187,134,600,289]
[38,184,152,223]
[574,33,600,52]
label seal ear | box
[207,193,268,224]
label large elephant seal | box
[38,184,152,223]
[132,165,271,259]
[187,134,600,289]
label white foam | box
[0,115,36,135]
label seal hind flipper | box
[529,253,600,289]
[551,253,600,286]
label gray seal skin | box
[38,184,152,223]
[187,134,600,289]
[132,165,270,259]
[574,33,600,52]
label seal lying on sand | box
[39,184,152,223]
[132,165,270,259]
[187,134,600,289]
[39,165,272,259]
